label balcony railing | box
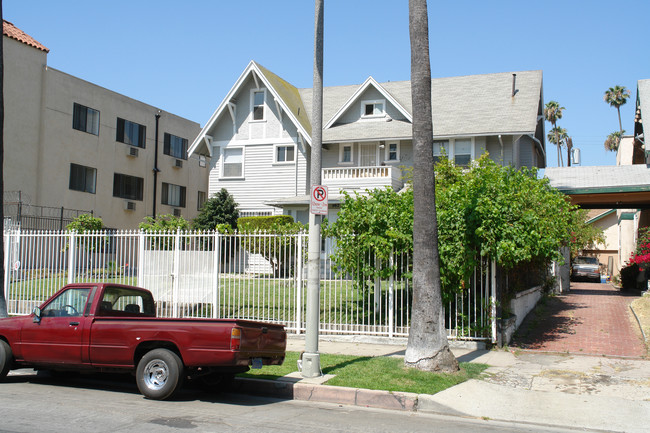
[322,166,403,194]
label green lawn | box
[240,351,488,395]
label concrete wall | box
[3,33,206,229]
[3,36,47,203]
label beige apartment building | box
[3,20,207,229]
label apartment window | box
[117,118,146,148]
[361,99,385,118]
[164,133,188,160]
[454,139,472,166]
[339,144,353,164]
[275,145,295,163]
[197,191,207,211]
[72,103,100,135]
[161,182,186,208]
[253,90,265,121]
[222,147,243,178]
[433,140,448,164]
[113,173,144,201]
[69,163,96,194]
[386,143,399,161]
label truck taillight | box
[230,327,241,351]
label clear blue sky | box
[5,0,648,167]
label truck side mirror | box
[32,307,42,323]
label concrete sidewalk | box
[235,336,650,433]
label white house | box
[189,61,546,224]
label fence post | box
[138,230,145,287]
[60,207,64,231]
[3,229,11,307]
[388,252,394,338]
[171,229,181,318]
[490,259,497,344]
[67,232,76,284]
[212,231,221,319]
[295,232,303,334]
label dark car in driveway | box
[571,256,601,283]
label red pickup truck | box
[0,283,286,400]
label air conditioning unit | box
[173,208,181,217]
[124,201,136,211]
[173,159,183,168]
[126,147,139,157]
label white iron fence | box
[3,229,496,342]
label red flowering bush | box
[629,226,650,268]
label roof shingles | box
[3,20,49,53]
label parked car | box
[571,256,601,283]
[0,283,286,400]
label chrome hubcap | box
[143,360,169,390]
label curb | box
[629,304,647,343]
[232,377,419,412]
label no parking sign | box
[310,185,328,215]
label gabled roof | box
[323,76,412,129]
[188,61,311,156]
[190,64,544,155]
[3,20,49,53]
[300,70,543,142]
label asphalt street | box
[0,370,590,433]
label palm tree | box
[404,0,458,373]
[604,130,624,152]
[604,85,630,133]
[547,126,569,166]
[544,101,565,166]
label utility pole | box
[567,137,573,167]
[302,0,324,378]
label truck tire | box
[136,349,184,400]
[0,340,13,381]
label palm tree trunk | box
[0,3,7,318]
[404,0,458,373]
[554,123,561,167]
[617,107,623,134]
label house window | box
[72,103,100,135]
[275,145,295,163]
[197,191,207,211]
[113,173,143,201]
[222,147,243,178]
[253,90,265,121]
[164,133,188,160]
[69,163,96,194]
[433,140,448,164]
[161,182,186,208]
[339,144,353,164]
[454,139,472,166]
[386,143,399,161]
[361,99,385,118]
[117,118,146,148]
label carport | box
[544,165,650,209]
[545,164,650,287]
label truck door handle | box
[69,321,80,326]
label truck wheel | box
[136,349,184,400]
[0,340,13,381]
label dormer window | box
[253,90,265,121]
[361,99,385,118]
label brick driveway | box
[510,282,646,358]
